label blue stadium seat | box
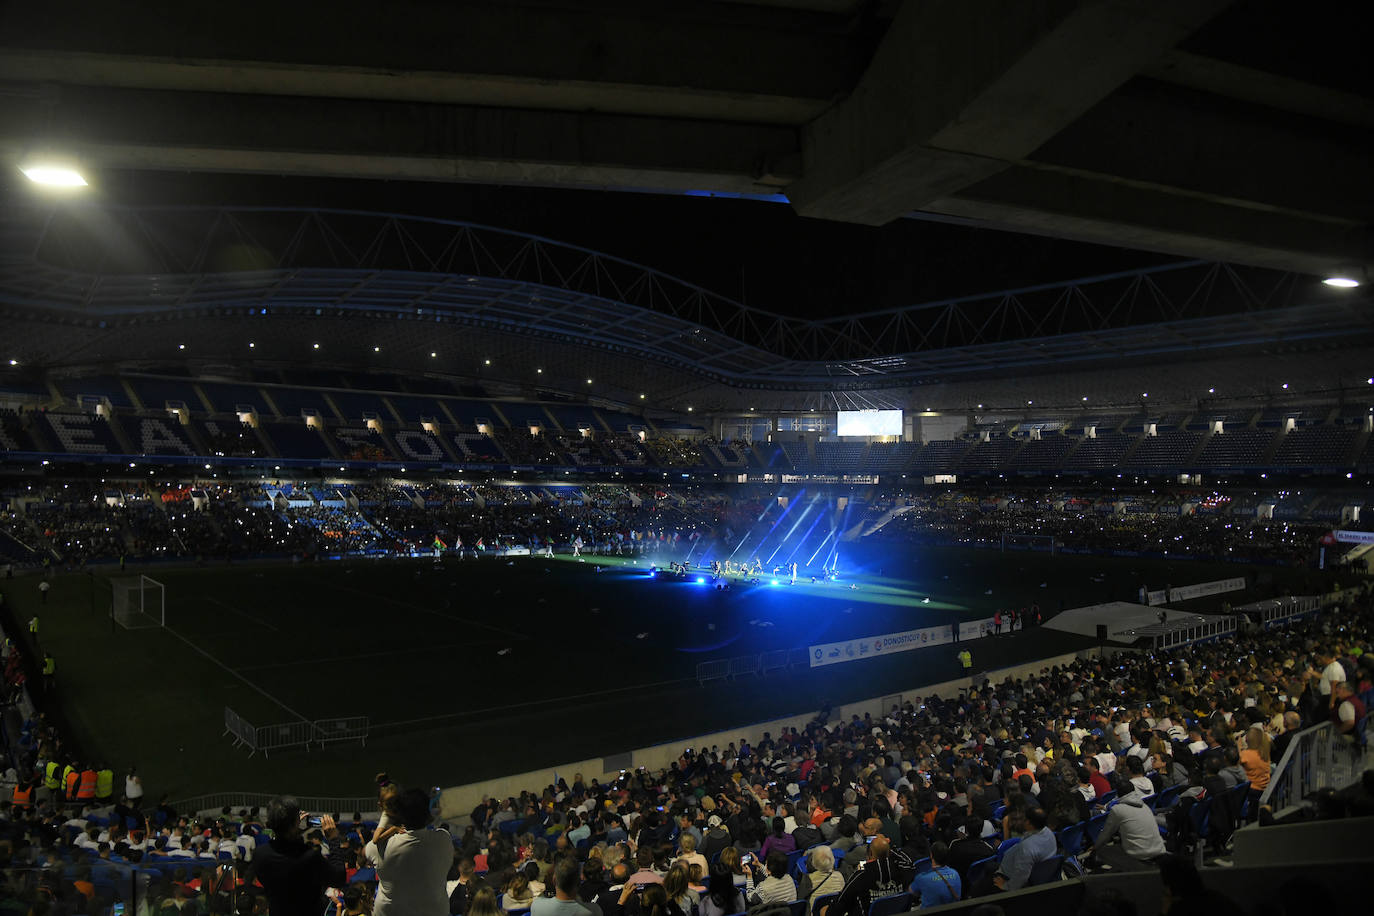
[866,892,909,916]
[812,893,840,916]
[995,837,1020,860]
[1027,854,1063,886]
[965,857,999,898]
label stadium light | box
[536,368,543,374]
[484,359,491,365]
[1282,383,1289,389]
[430,351,437,358]
[1323,276,1361,288]
[20,164,88,187]
[586,378,593,384]
[640,394,646,399]
[312,343,320,350]
[248,342,255,349]
[7,359,16,366]
[178,343,186,350]
[374,346,381,352]
[1208,387,1214,393]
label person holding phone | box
[367,785,454,915]
[247,797,346,916]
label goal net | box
[1000,532,1056,555]
[111,575,165,629]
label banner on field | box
[1334,529,1374,545]
[809,624,954,668]
[958,617,998,641]
[1167,576,1246,603]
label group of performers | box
[657,558,847,588]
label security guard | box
[957,647,973,686]
[95,764,115,804]
[76,764,98,805]
[42,653,55,694]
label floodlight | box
[7,359,16,366]
[21,165,88,187]
[696,577,706,584]
[1323,276,1360,288]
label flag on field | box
[433,536,447,550]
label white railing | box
[1258,721,1365,816]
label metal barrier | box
[223,706,257,753]
[1258,721,1367,817]
[695,659,731,685]
[314,715,370,747]
[168,791,380,816]
[760,649,790,674]
[1235,595,1322,630]
[728,655,760,679]
[254,720,315,757]
[1149,615,1236,651]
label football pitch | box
[2,544,1329,805]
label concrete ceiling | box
[0,0,1370,278]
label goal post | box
[1000,532,1056,555]
[110,575,166,630]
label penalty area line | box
[163,625,312,724]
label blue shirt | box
[911,867,961,908]
[997,827,1056,890]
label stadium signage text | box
[1164,576,1247,603]
[1334,529,1374,545]
[809,624,953,668]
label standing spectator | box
[367,785,454,915]
[248,797,346,915]
[125,766,144,808]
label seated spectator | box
[699,864,745,916]
[675,833,708,879]
[826,835,911,916]
[1085,774,1166,872]
[533,857,599,916]
[799,845,844,915]
[759,817,796,860]
[993,808,1054,891]
[746,849,797,907]
[910,841,961,909]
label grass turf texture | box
[1,545,1332,804]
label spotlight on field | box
[696,577,706,584]
[771,579,779,586]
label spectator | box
[910,841,961,909]
[533,857,599,916]
[699,864,745,916]
[826,835,911,916]
[367,785,453,915]
[1238,726,1272,791]
[1085,774,1167,872]
[745,849,797,907]
[248,797,346,915]
[798,845,844,915]
[759,817,796,860]
[993,807,1054,891]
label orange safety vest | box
[12,783,33,808]
[65,770,80,797]
[77,769,98,799]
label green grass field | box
[0,544,1332,806]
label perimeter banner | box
[809,624,954,668]
[958,617,998,641]
[1167,576,1246,603]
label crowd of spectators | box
[5,580,1369,914]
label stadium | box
[0,3,1372,915]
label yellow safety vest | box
[44,761,61,790]
[96,769,114,799]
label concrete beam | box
[1029,81,1374,224]
[0,86,802,192]
[0,50,828,126]
[1145,50,1374,130]
[922,165,1374,277]
[788,0,1231,224]
[0,0,866,106]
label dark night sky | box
[29,169,1177,321]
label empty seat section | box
[546,405,600,432]
[1011,434,1076,471]
[1061,433,1136,470]
[263,387,331,419]
[1195,429,1277,467]
[36,411,123,455]
[386,394,449,425]
[780,441,810,470]
[327,390,392,421]
[53,375,131,408]
[194,419,263,457]
[750,442,792,470]
[449,432,506,463]
[125,415,198,457]
[910,440,968,474]
[815,441,867,473]
[198,381,269,414]
[1272,426,1357,467]
[445,399,500,428]
[261,421,333,459]
[866,441,916,474]
[1122,431,1200,470]
[127,376,201,410]
[957,437,1022,473]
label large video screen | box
[836,409,903,436]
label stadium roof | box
[1,205,1370,410]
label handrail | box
[1257,721,1334,812]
